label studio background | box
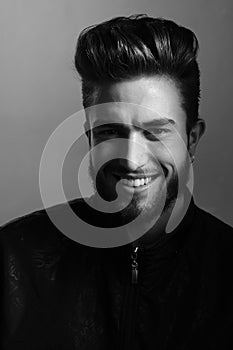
[1,0,232,226]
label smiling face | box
[86,75,203,224]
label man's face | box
[86,76,191,223]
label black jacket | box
[0,198,233,349]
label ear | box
[84,120,92,147]
[188,118,206,156]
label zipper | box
[119,245,141,349]
[131,246,139,284]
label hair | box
[74,14,200,133]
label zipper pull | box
[131,246,139,284]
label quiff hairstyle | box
[74,14,200,133]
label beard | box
[87,158,185,227]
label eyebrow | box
[92,118,175,129]
[141,119,175,128]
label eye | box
[92,125,127,142]
[101,129,119,136]
[143,128,169,141]
[94,128,120,139]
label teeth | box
[120,177,152,187]
[121,178,134,186]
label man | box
[1,14,233,349]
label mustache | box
[101,159,162,177]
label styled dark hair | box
[74,14,200,132]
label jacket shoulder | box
[193,206,233,277]
[0,198,86,250]
[195,205,233,241]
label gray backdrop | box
[0,0,232,226]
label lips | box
[113,173,158,188]
[120,177,151,187]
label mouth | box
[113,174,159,189]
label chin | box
[118,195,143,222]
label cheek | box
[149,138,188,173]
[169,137,189,172]
[91,141,119,171]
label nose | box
[120,131,148,171]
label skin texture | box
[85,75,205,233]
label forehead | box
[87,76,186,127]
